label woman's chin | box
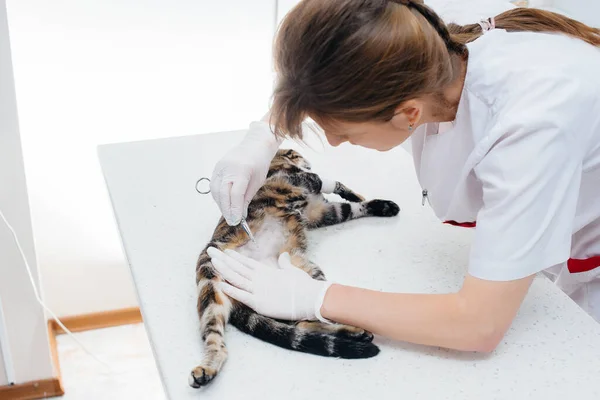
[354,142,395,152]
[376,144,396,152]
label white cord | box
[0,207,116,374]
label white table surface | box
[98,130,600,400]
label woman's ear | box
[391,100,423,129]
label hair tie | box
[478,17,496,34]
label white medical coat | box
[410,29,600,321]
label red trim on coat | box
[568,256,600,274]
[444,220,477,228]
[442,221,599,274]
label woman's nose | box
[325,132,347,147]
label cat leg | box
[320,178,366,203]
[303,196,399,229]
[287,170,386,208]
[190,249,232,388]
[276,215,325,278]
[287,172,365,203]
[295,321,374,343]
[286,171,323,194]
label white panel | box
[0,0,54,385]
[0,335,6,385]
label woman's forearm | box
[208,246,534,352]
[320,284,502,352]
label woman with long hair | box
[208,1,600,352]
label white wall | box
[7,0,277,316]
[0,0,54,385]
[276,0,301,23]
[548,0,600,26]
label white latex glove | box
[207,247,333,323]
[210,116,282,226]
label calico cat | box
[189,149,400,388]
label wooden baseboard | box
[0,307,142,398]
[47,321,63,383]
[0,377,64,400]
[0,324,64,399]
[49,306,143,335]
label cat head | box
[270,149,312,171]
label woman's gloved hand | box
[207,247,333,322]
[210,114,281,226]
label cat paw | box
[189,366,217,388]
[334,183,365,202]
[366,199,400,217]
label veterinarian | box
[207,0,600,352]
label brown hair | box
[270,0,600,138]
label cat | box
[189,149,400,388]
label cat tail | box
[229,304,379,359]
